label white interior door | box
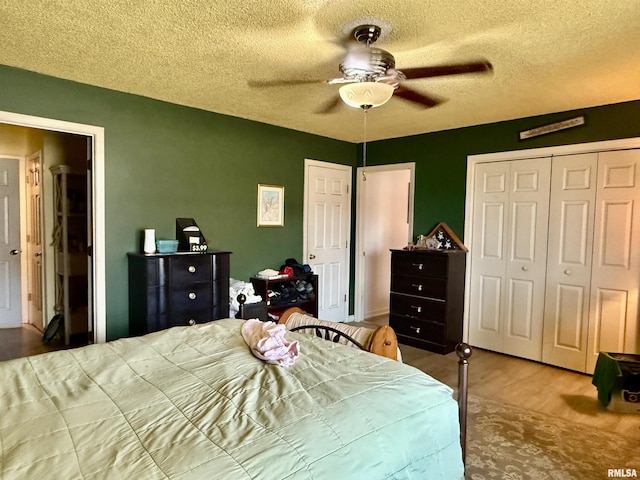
[586,149,640,372]
[26,151,45,331]
[542,153,597,371]
[502,158,551,360]
[304,159,351,322]
[0,157,22,328]
[468,161,510,352]
[468,158,551,360]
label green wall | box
[2,64,640,340]
[0,65,355,339]
[367,101,640,240]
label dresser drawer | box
[168,309,212,327]
[169,255,212,285]
[391,252,448,278]
[169,283,212,312]
[390,293,446,323]
[391,274,446,299]
[390,315,445,344]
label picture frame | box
[257,184,284,227]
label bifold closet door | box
[542,153,597,372]
[543,150,640,373]
[586,150,640,373]
[468,158,551,360]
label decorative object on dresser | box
[250,274,318,319]
[419,221,468,251]
[128,251,231,335]
[176,217,208,252]
[389,248,466,354]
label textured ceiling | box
[1,1,640,143]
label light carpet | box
[465,394,637,480]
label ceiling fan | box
[249,24,493,113]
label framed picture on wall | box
[257,184,284,227]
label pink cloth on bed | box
[241,319,300,367]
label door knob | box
[35,252,42,257]
[521,266,528,271]
[9,249,19,255]
[309,253,316,260]
[564,269,572,275]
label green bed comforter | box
[0,319,463,479]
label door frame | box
[303,158,352,321]
[464,136,640,343]
[354,162,415,322]
[0,110,106,343]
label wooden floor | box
[361,315,640,439]
[0,324,69,362]
[3,318,640,439]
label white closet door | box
[586,149,640,373]
[468,161,509,352]
[468,158,551,360]
[502,159,551,360]
[542,153,597,371]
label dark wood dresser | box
[128,251,231,335]
[389,249,465,354]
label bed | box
[0,317,465,479]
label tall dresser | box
[389,249,465,354]
[128,251,231,335]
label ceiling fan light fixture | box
[339,82,394,109]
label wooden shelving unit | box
[50,165,89,345]
[250,274,318,319]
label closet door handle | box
[564,269,572,275]
[521,266,528,271]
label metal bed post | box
[456,342,472,464]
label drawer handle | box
[188,292,197,300]
[188,319,196,326]
[409,326,421,334]
[411,263,424,270]
[412,283,423,291]
[411,305,422,313]
[188,265,196,273]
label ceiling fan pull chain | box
[362,107,369,181]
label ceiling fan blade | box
[399,60,493,80]
[248,78,326,88]
[315,96,342,114]
[394,86,444,108]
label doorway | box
[354,163,415,322]
[0,110,106,344]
